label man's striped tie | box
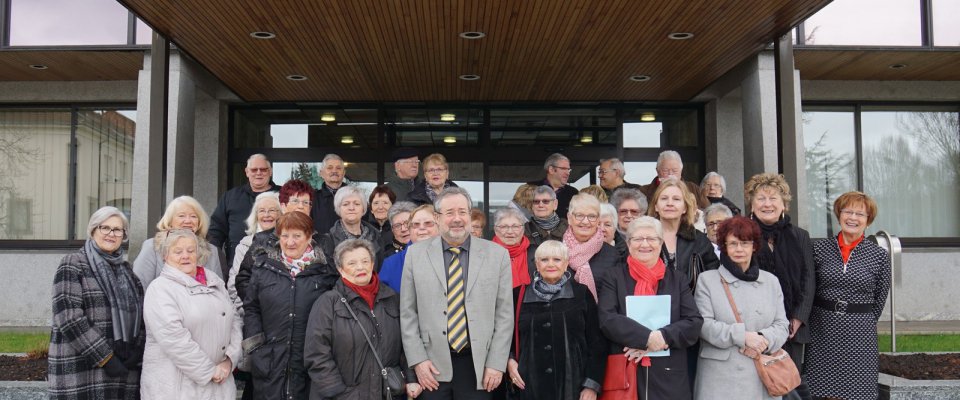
[446,247,468,352]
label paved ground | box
[878,321,960,334]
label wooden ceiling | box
[0,51,143,81]
[118,0,832,102]
[795,48,960,81]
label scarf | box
[628,256,665,296]
[563,226,605,301]
[342,273,381,310]
[283,245,316,277]
[492,235,532,287]
[720,252,759,282]
[425,181,451,203]
[838,233,863,264]
[532,213,561,231]
[753,213,804,319]
[194,266,208,286]
[84,239,141,343]
[531,271,571,301]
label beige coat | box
[141,265,243,400]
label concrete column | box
[704,89,747,209]
[740,53,780,179]
[774,34,808,227]
[166,54,198,201]
[192,89,228,210]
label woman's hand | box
[744,332,768,353]
[507,358,525,390]
[788,318,802,339]
[580,388,598,400]
[406,383,423,398]
[211,358,232,384]
[646,330,668,352]
[623,347,646,364]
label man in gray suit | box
[400,187,513,399]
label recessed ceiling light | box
[889,63,908,69]
[580,135,593,144]
[640,112,656,122]
[459,74,480,81]
[440,113,456,122]
[286,74,308,81]
[250,31,276,39]
[629,75,651,82]
[443,136,457,144]
[29,64,48,70]
[341,136,354,144]
[321,113,336,122]
[667,32,694,40]
[459,31,486,39]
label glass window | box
[623,162,657,187]
[9,0,130,46]
[233,108,378,149]
[801,108,858,238]
[387,108,482,147]
[490,108,617,147]
[861,108,960,237]
[136,18,153,45]
[801,0,922,46]
[624,109,699,148]
[74,109,137,238]
[933,0,960,46]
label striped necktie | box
[446,247,468,352]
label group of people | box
[48,149,891,400]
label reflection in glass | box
[801,0,921,46]
[273,162,378,195]
[933,0,960,46]
[622,162,658,188]
[801,110,858,238]
[9,0,130,46]
[623,123,661,148]
[74,110,136,239]
[234,108,378,149]
[624,109,699,147]
[136,18,153,45]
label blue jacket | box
[379,245,409,293]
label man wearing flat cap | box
[386,147,421,202]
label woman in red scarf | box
[492,208,535,288]
[597,216,703,400]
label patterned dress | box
[805,236,891,400]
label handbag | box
[719,278,801,397]
[599,353,638,400]
[335,291,406,399]
[689,253,704,290]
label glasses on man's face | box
[425,168,447,175]
[257,208,280,215]
[495,224,523,232]
[532,199,554,205]
[411,220,437,230]
[248,167,270,174]
[551,165,572,172]
[287,198,312,206]
[840,210,868,219]
[572,213,598,222]
[618,208,642,216]
[398,159,420,165]
[628,236,661,245]
[598,168,618,176]
[704,183,723,189]
[392,221,410,230]
[97,225,127,237]
[706,220,726,229]
[725,240,754,249]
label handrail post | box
[870,231,901,352]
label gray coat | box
[693,267,789,400]
[133,238,224,289]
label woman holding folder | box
[597,216,703,400]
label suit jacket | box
[400,236,514,389]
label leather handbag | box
[599,353,638,400]
[720,278,801,397]
[335,291,406,399]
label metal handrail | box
[869,231,901,352]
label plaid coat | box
[48,247,146,400]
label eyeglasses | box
[618,208,642,216]
[495,224,523,232]
[598,168,619,176]
[97,225,127,237]
[840,210,868,219]
[658,168,681,175]
[425,167,448,175]
[551,165,572,172]
[257,208,280,215]
[572,213,599,222]
[397,159,420,165]
[725,240,754,249]
[247,167,270,174]
[706,220,726,229]
[287,198,312,206]
[703,183,723,189]
[628,236,661,245]
[411,220,437,229]
[392,221,409,230]
[532,199,554,205]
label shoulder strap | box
[336,290,388,374]
[514,285,525,360]
[719,277,743,324]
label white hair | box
[626,216,664,241]
[246,153,270,168]
[657,150,683,168]
[544,153,569,171]
[87,206,129,239]
[493,207,528,227]
[704,203,734,220]
[245,191,280,235]
[701,171,727,193]
[599,203,617,221]
[321,153,344,169]
[333,186,367,216]
[600,158,625,178]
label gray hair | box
[600,158,625,178]
[157,228,210,266]
[493,207,528,227]
[333,185,368,216]
[599,203,617,221]
[333,238,377,270]
[704,203,734,220]
[626,216,663,241]
[567,193,600,216]
[543,153,569,171]
[610,188,648,213]
[534,240,569,263]
[245,191,280,235]
[656,150,683,168]
[87,206,129,239]
[434,186,473,211]
[701,171,727,193]
[246,153,270,168]
[388,201,417,222]
[532,185,557,201]
[321,153,344,169]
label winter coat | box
[234,228,325,302]
[208,182,280,264]
[523,218,568,247]
[693,267,789,400]
[597,263,704,400]
[661,223,721,290]
[133,237,224,290]
[312,183,341,235]
[304,279,412,400]
[228,233,255,311]
[509,281,606,400]
[48,247,146,400]
[243,241,340,400]
[319,220,383,269]
[141,265,243,400]
[407,179,459,206]
[526,178,579,217]
[385,178,418,203]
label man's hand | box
[623,347,646,364]
[580,388,598,400]
[414,360,441,391]
[482,367,503,392]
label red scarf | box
[194,266,208,286]
[492,235,532,288]
[628,256,665,296]
[838,233,863,264]
[342,273,380,310]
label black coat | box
[312,183,341,237]
[407,179,459,206]
[707,196,742,216]
[597,264,703,400]
[304,280,412,400]
[662,224,720,290]
[234,228,326,302]
[509,282,606,400]
[318,220,382,269]
[242,242,340,400]
[207,182,280,265]
[523,218,568,247]
[526,179,578,217]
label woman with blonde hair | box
[134,195,223,289]
[647,178,719,289]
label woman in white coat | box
[693,216,790,400]
[141,229,243,400]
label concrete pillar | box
[704,89,746,209]
[167,54,197,201]
[740,53,780,180]
[774,34,809,228]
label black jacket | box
[509,281,606,400]
[661,223,720,290]
[207,182,280,265]
[523,218,568,247]
[707,196,742,216]
[597,264,704,400]
[526,179,578,217]
[304,280,413,400]
[234,228,325,309]
[319,220,383,270]
[603,181,643,199]
[242,241,340,400]
[407,180,459,206]
[312,183,341,237]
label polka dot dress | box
[804,237,891,400]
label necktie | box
[446,247,468,352]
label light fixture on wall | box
[579,134,593,143]
[640,112,656,122]
[250,31,276,39]
[458,31,486,39]
[443,136,457,144]
[341,136,354,144]
[459,74,480,81]
[667,32,694,40]
[321,113,336,122]
[440,113,456,122]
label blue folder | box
[625,295,672,357]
